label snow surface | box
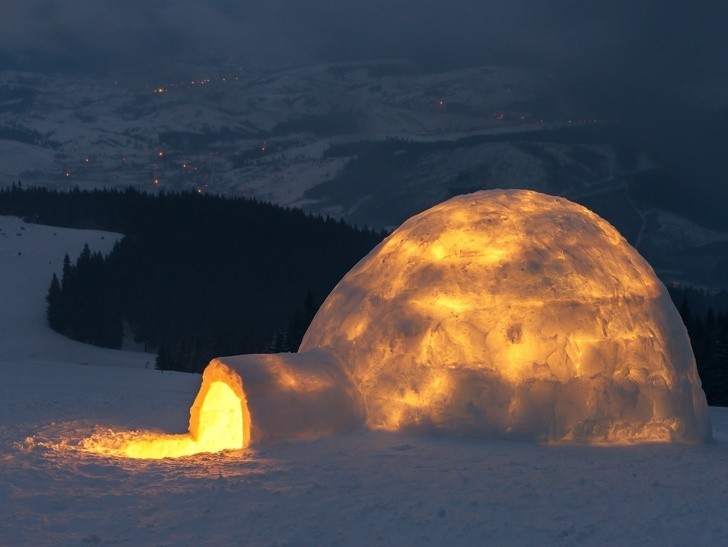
[0,216,153,369]
[1,215,727,545]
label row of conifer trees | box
[675,290,728,406]
[0,185,383,373]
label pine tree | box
[285,291,319,352]
[46,273,63,332]
[61,253,71,286]
[156,343,171,371]
[286,307,305,352]
[679,294,692,331]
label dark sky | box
[1,0,726,223]
[0,1,723,77]
[1,1,725,110]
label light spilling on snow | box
[83,365,250,459]
[81,350,363,459]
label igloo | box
[86,189,711,458]
[300,189,711,443]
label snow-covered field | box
[1,215,727,545]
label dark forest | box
[0,184,383,372]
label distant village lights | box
[48,70,613,197]
[150,74,229,95]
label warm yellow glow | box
[411,294,474,314]
[301,189,711,444]
[376,372,453,430]
[84,379,248,459]
[265,357,332,393]
[344,317,369,340]
[430,243,447,260]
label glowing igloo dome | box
[86,189,712,459]
[300,189,711,443]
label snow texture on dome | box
[300,189,711,443]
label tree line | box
[0,184,384,372]
[671,286,728,406]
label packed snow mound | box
[208,351,365,445]
[301,189,711,443]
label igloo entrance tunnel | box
[86,190,711,458]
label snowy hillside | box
[0,62,556,197]
[0,62,613,223]
[1,215,728,545]
[0,215,153,369]
[3,63,728,288]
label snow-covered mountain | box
[1,62,727,288]
[1,214,727,545]
[0,62,558,197]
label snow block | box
[206,350,365,445]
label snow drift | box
[88,189,711,458]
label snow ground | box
[1,215,727,545]
[0,216,153,369]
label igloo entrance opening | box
[85,380,248,459]
[187,381,246,453]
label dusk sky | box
[1,0,726,223]
[0,1,724,81]
[2,1,725,116]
